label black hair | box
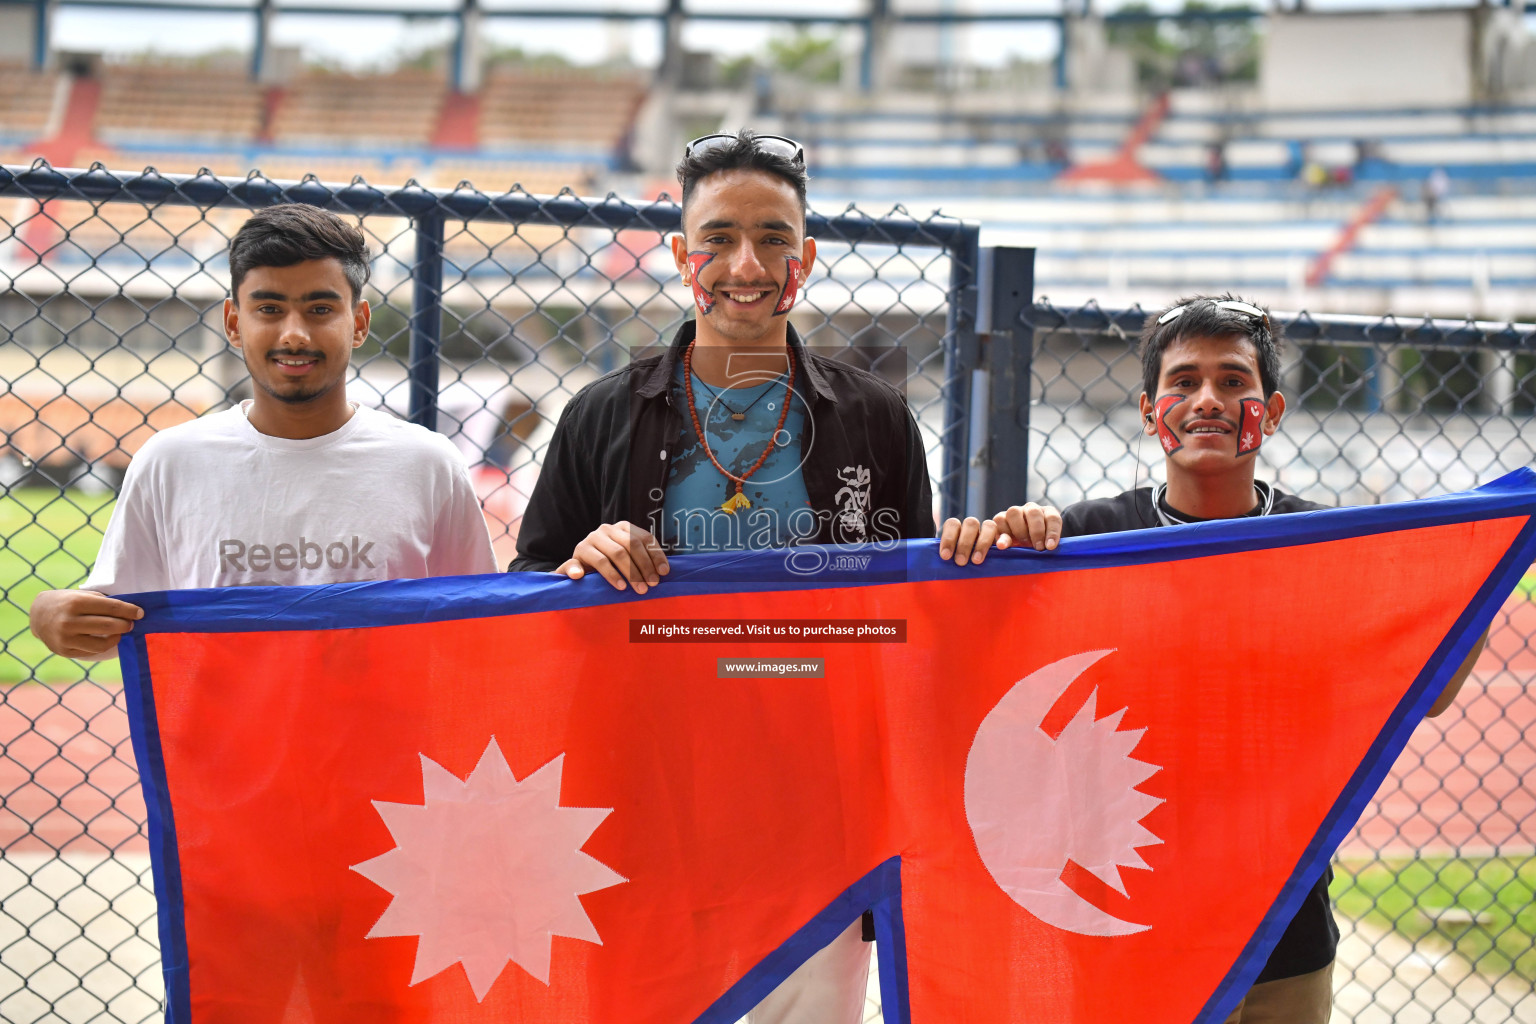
[675,128,809,227]
[228,204,371,304]
[1139,293,1284,399]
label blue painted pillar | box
[861,0,889,93]
[33,0,49,71]
[452,0,480,94]
[1054,15,1068,90]
[409,213,446,431]
[940,225,982,522]
[252,0,271,81]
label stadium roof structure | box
[2,0,1294,92]
[4,0,1524,94]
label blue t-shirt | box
[660,363,813,553]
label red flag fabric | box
[121,472,1536,1024]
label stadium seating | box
[888,190,1536,317]
[479,68,646,153]
[96,65,262,145]
[2,64,637,192]
[779,92,1536,314]
[6,55,1533,316]
[0,62,59,142]
[787,95,1536,187]
[269,70,447,148]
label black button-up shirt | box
[508,320,935,572]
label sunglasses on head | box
[1157,299,1270,328]
[685,134,805,167]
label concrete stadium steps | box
[807,140,1035,168]
[846,191,1536,311]
[919,193,1536,231]
[1227,109,1536,140]
[793,102,1137,143]
[1156,104,1536,142]
[1034,282,1532,321]
[1019,241,1536,292]
[977,221,1536,254]
[808,101,1536,145]
[928,195,1362,225]
[792,102,1536,186]
[1029,251,1536,288]
[806,139,1536,179]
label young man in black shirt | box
[950,294,1477,1021]
[1062,295,1340,1022]
[510,130,934,592]
[512,129,943,1024]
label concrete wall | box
[1065,17,1136,97]
[1481,6,1536,102]
[1261,10,1473,110]
[0,7,41,64]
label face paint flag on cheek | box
[773,256,802,316]
[1237,398,1266,456]
[687,252,717,316]
[1153,394,1186,455]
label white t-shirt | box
[84,404,497,594]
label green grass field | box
[3,486,1536,683]
[3,489,1536,995]
[1333,855,1536,982]
[1,488,120,684]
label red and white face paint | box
[1237,397,1266,456]
[773,256,802,316]
[1153,394,1186,455]
[686,251,717,316]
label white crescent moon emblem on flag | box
[964,649,1165,937]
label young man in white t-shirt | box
[28,203,496,660]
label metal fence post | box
[977,246,1036,513]
[941,224,982,522]
[409,211,446,431]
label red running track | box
[3,598,1533,858]
[1341,596,1536,858]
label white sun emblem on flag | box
[351,737,626,1000]
[966,649,1163,936]
[1241,431,1255,448]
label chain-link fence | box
[1,164,1533,1023]
[0,160,976,1023]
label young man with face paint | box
[1068,296,1294,532]
[976,294,1481,1024]
[28,204,496,662]
[509,129,935,586]
[509,129,940,1023]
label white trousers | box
[743,920,872,1024]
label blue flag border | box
[116,469,1536,1024]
